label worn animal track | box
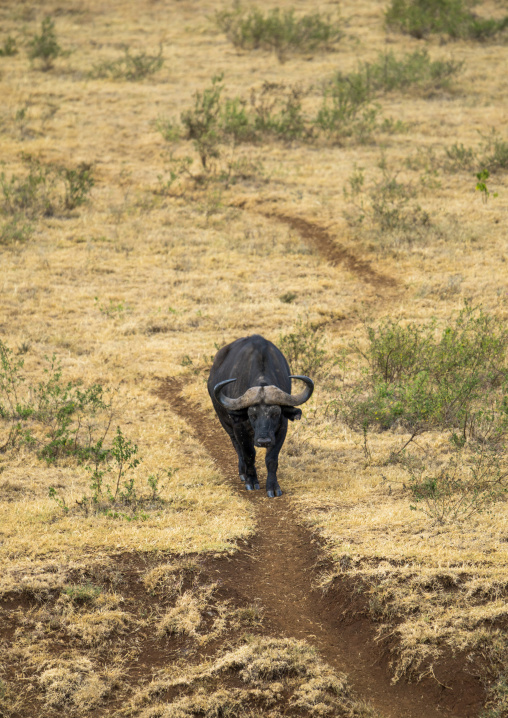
[157,378,482,718]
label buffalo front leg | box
[265,422,287,497]
[233,425,259,491]
[265,447,282,498]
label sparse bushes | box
[216,6,343,62]
[405,443,507,522]
[386,0,508,40]
[341,305,508,443]
[159,55,459,181]
[0,155,94,243]
[335,305,508,520]
[90,45,164,81]
[0,339,174,519]
[343,165,430,239]
[0,341,112,463]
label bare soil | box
[156,377,485,718]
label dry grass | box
[129,636,379,717]
[1,0,508,713]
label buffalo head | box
[213,376,314,449]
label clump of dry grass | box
[130,637,378,717]
[39,656,122,712]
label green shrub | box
[181,74,224,169]
[338,305,508,450]
[362,49,462,93]
[28,16,61,70]
[91,45,164,81]
[343,166,430,234]
[385,0,508,40]
[250,83,306,140]
[216,6,342,62]
[62,163,95,209]
[315,73,378,144]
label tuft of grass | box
[0,215,33,245]
[63,583,102,603]
[385,0,508,40]
[216,6,343,62]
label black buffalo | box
[207,334,314,498]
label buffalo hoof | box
[245,482,260,491]
[266,487,283,498]
[240,474,246,482]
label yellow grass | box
[1,0,508,713]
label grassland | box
[0,0,508,715]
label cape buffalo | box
[208,334,314,498]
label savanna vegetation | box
[0,0,507,715]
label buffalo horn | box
[213,375,314,410]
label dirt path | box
[263,211,397,290]
[157,379,484,718]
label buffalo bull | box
[207,334,314,498]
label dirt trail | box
[264,211,398,290]
[157,379,483,718]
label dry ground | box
[1,0,508,716]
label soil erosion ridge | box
[157,378,484,718]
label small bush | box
[0,35,17,57]
[0,155,94,221]
[405,443,508,522]
[279,318,332,378]
[315,72,378,144]
[249,82,307,140]
[480,130,508,172]
[181,74,224,169]
[444,142,477,171]
[62,163,95,209]
[385,0,508,40]
[91,45,164,81]
[216,6,342,62]
[28,16,61,70]
[0,340,112,462]
[0,215,33,245]
[343,166,430,235]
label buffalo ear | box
[282,407,302,422]
[228,409,249,424]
